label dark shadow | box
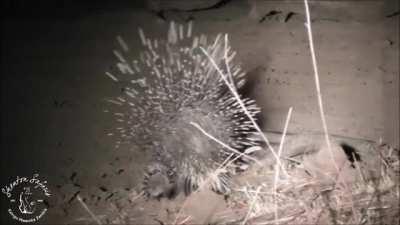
[238,66,268,129]
[339,142,361,168]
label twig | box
[178,215,192,225]
[129,190,145,203]
[77,194,102,225]
[173,200,189,225]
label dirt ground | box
[1,0,399,224]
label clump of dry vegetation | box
[223,140,399,225]
[70,136,398,225]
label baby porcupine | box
[105,21,260,198]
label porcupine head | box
[106,21,260,199]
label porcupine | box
[105,21,260,198]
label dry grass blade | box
[303,1,360,221]
[273,107,293,223]
[77,194,102,225]
[242,186,262,225]
[199,46,288,177]
[303,0,338,173]
[190,121,262,165]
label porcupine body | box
[105,22,260,198]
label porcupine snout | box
[143,119,233,198]
[143,165,231,199]
[143,163,176,199]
